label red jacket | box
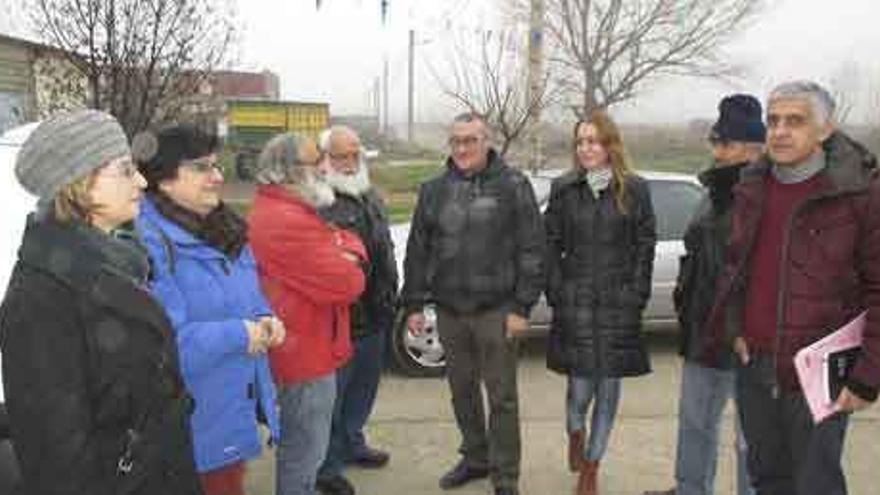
[703,132,880,397]
[248,185,367,384]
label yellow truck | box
[226,100,329,179]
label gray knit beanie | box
[15,109,130,199]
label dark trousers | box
[736,355,849,495]
[436,307,520,490]
[319,331,385,478]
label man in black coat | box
[316,126,398,495]
[401,112,545,495]
[644,94,764,495]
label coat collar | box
[138,197,232,261]
[444,148,506,181]
[738,131,877,199]
[17,218,172,339]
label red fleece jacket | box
[248,185,367,384]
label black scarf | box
[148,191,247,258]
[699,162,747,213]
[19,215,151,288]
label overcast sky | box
[232,0,880,125]
[4,0,880,125]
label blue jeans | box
[566,375,621,461]
[319,332,385,478]
[276,373,336,495]
[675,361,754,495]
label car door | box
[643,177,704,324]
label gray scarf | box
[772,150,826,184]
[585,167,613,198]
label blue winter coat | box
[135,198,280,473]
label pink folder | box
[793,311,866,423]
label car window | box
[648,179,703,241]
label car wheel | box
[390,306,446,377]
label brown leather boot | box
[575,460,599,495]
[568,429,584,472]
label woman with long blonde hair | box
[545,110,657,495]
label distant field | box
[223,153,709,224]
[371,160,444,223]
[371,154,707,224]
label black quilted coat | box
[545,170,656,377]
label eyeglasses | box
[448,135,483,149]
[183,157,224,174]
[328,151,360,162]
[97,160,140,179]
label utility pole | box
[527,0,544,172]
[374,76,381,135]
[407,29,415,143]
[383,55,390,136]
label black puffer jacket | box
[321,189,399,338]
[545,170,656,377]
[674,163,744,363]
[0,218,201,495]
[401,150,545,317]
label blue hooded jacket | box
[136,197,280,472]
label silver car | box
[389,168,704,376]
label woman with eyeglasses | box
[0,110,202,494]
[544,110,657,495]
[134,124,283,495]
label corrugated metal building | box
[0,34,36,134]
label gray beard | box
[295,173,336,209]
[324,162,372,197]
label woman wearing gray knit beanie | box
[0,110,203,494]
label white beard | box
[297,172,337,208]
[324,161,372,197]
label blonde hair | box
[573,110,634,214]
[52,171,99,224]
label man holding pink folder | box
[702,81,880,495]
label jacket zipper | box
[586,185,602,372]
[773,189,835,398]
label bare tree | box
[536,0,760,117]
[431,29,551,160]
[31,0,235,136]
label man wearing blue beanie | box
[644,94,765,495]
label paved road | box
[245,335,879,495]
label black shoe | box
[316,474,355,495]
[494,488,519,495]
[438,459,489,489]
[348,446,390,468]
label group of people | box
[0,77,876,495]
[0,118,395,495]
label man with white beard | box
[316,126,398,495]
[248,133,368,495]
